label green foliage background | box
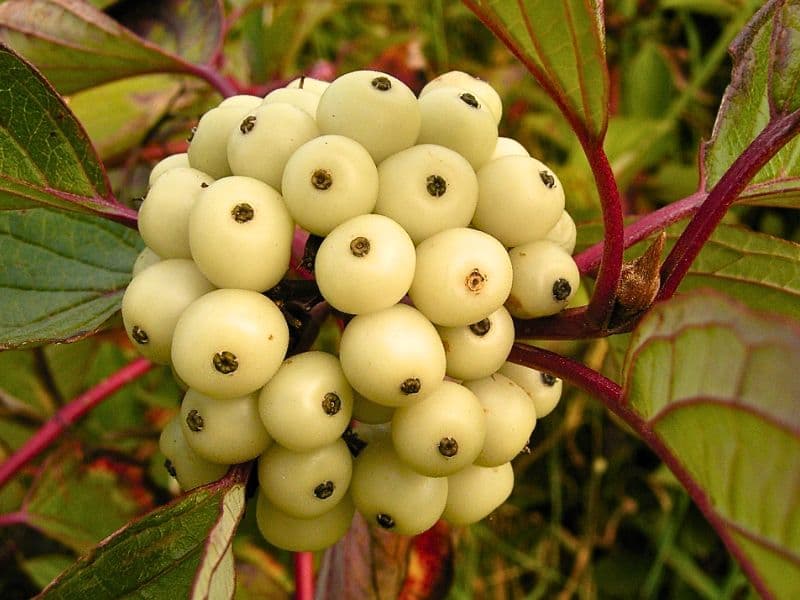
[0,0,798,598]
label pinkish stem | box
[0,357,154,490]
[582,144,625,327]
[294,551,315,600]
[574,191,707,276]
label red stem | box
[582,143,625,326]
[294,551,314,600]
[0,357,154,490]
[508,342,776,599]
[658,111,800,301]
[0,511,27,528]
[182,62,239,98]
[574,191,707,276]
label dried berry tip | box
[314,481,335,499]
[322,392,341,416]
[438,437,459,457]
[540,372,558,386]
[376,513,395,529]
[350,236,371,257]
[426,174,447,197]
[465,269,486,293]
[459,92,480,108]
[311,169,333,190]
[239,115,256,134]
[371,76,392,91]
[552,278,572,301]
[231,203,255,223]
[469,318,491,337]
[539,170,556,189]
[186,409,204,432]
[164,459,177,478]
[400,377,421,395]
[131,325,149,344]
[213,351,239,374]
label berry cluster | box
[123,69,578,551]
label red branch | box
[294,551,315,600]
[0,357,154,490]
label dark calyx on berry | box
[459,92,480,108]
[322,392,341,415]
[350,236,371,257]
[186,409,204,432]
[426,174,447,197]
[438,436,459,457]
[541,372,558,386]
[376,513,395,529]
[240,115,256,134]
[231,203,255,223]
[314,480,335,499]
[469,318,491,337]
[311,169,333,190]
[213,351,239,374]
[552,278,572,301]
[400,377,421,395]
[371,76,392,91]
[131,325,149,344]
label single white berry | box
[262,87,320,118]
[217,94,263,110]
[442,462,514,525]
[463,373,536,467]
[420,70,503,124]
[339,304,446,407]
[281,135,379,236]
[227,103,319,191]
[171,289,289,399]
[137,167,214,259]
[543,210,577,255]
[316,70,420,163]
[416,87,498,170]
[374,144,479,244]
[314,214,416,315]
[350,438,447,536]
[259,351,354,451]
[189,176,294,291]
[498,362,563,418]
[257,439,352,519]
[256,492,355,552]
[122,259,214,364]
[180,389,272,465]
[148,153,189,186]
[473,155,565,247]
[188,105,254,179]
[507,240,580,318]
[409,227,513,327]
[391,380,486,477]
[159,416,228,491]
[437,306,515,381]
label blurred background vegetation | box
[1,0,788,597]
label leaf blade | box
[39,465,247,599]
[0,208,141,349]
[465,0,609,141]
[623,291,800,598]
[0,0,195,95]
[0,43,136,222]
[703,0,800,190]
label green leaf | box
[768,1,800,115]
[702,0,800,191]
[0,44,136,221]
[0,208,142,349]
[39,465,248,599]
[464,0,609,141]
[23,443,154,553]
[107,0,224,66]
[670,224,800,321]
[623,291,800,599]
[0,350,56,419]
[737,177,800,207]
[0,0,196,95]
[69,74,184,161]
[20,554,75,590]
